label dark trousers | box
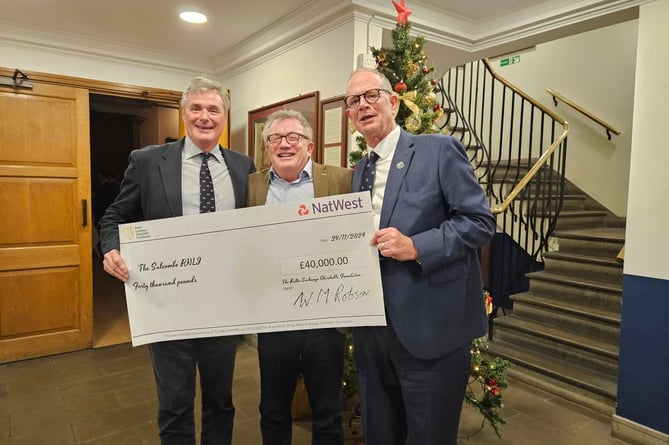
[353,326,471,445]
[148,336,238,445]
[258,329,345,445]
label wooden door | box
[0,82,92,363]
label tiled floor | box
[0,339,630,445]
[0,261,630,444]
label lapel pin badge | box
[396,161,405,170]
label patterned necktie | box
[360,151,379,195]
[199,152,216,213]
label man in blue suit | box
[100,77,255,444]
[344,68,496,445]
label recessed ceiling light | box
[180,11,207,24]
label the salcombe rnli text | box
[131,257,202,292]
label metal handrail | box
[440,58,570,260]
[547,88,620,139]
[483,60,570,214]
[439,58,573,312]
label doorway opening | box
[90,94,179,347]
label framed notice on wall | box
[318,95,348,168]
[247,92,319,170]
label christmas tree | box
[344,1,510,437]
[348,0,443,166]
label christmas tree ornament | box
[406,62,419,77]
[392,0,412,24]
[394,81,408,93]
[405,114,422,132]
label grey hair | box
[181,76,230,111]
[347,68,393,92]
[262,109,313,141]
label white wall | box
[490,20,638,217]
[625,0,669,280]
[1,41,201,92]
[222,21,358,156]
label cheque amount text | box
[300,256,350,270]
[331,232,366,241]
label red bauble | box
[422,66,429,74]
[394,81,407,93]
[433,103,442,112]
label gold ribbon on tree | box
[398,90,420,114]
[397,90,423,132]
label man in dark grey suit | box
[247,109,352,445]
[344,68,496,445]
[100,76,255,444]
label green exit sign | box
[500,55,521,66]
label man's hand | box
[103,249,129,282]
[371,227,419,262]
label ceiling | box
[0,0,643,76]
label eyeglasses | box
[266,132,308,147]
[343,89,390,109]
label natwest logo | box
[297,204,310,216]
[311,196,365,214]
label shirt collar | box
[184,136,221,162]
[368,125,400,161]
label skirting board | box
[612,415,669,445]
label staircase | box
[488,198,625,415]
[437,58,626,416]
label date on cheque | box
[300,256,349,270]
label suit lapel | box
[352,158,366,192]
[380,130,414,228]
[312,162,329,198]
[220,147,244,208]
[159,139,184,217]
[255,170,270,205]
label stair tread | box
[515,194,586,200]
[543,250,623,267]
[558,210,609,217]
[511,291,621,323]
[488,340,618,398]
[494,315,619,357]
[552,227,625,242]
[527,271,622,292]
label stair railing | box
[439,58,569,259]
[438,59,569,314]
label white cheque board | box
[119,192,386,345]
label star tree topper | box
[392,0,412,25]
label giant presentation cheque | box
[119,192,386,346]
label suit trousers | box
[257,328,345,445]
[353,325,471,445]
[148,336,238,445]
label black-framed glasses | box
[343,89,390,109]
[266,132,308,147]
